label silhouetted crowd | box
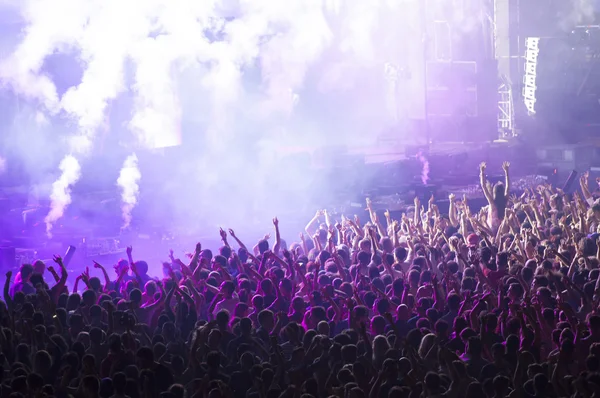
[4,162,600,398]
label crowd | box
[3,161,600,398]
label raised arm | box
[580,172,594,205]
[479,162,494,206]
[502,161,510,197]
[448,193,459,227]
[272,217,281,255]
[126,245,134,265]
[93,261,111,292]
[305,210,323,237]
[219,228,230,248]
[51,255,68,303]
[3,271,12,310]
[228,229,248,252]
[46,266,60,283]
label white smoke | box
[1,0,437,232]
[417,151,430,186]
[559,0,595,31]
[0,0,429,149]
[117,154,141,230]
[44,154,81,237]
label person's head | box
[532,373,548,396]
[114,259,128,275]
[496,252,509,270]
[396,304,410,321]
[112,372,127,395]
[258,310,275,332]
[279,278,293,297]
[33,350,52,375]
[357,251,370,266]
[129,289,142,306]
[593,202,600,220]
[234,302,249,318]
[252,295,264,310]
[381,237,394,253]
[82,289,97,307]
[359,239,371,253]
[215,311,230,331]
[81,375,100,396]
[257,240,269,254]
[374,298,390,316]
[26,372,44,393]
[238,317,252,337]
[466,336,483,357]
[424,372,442,393]
[435,320,449,339]
[353,306,370,328]
[370,316,387,336]
[394,247,408,263]
[20,264,34,283]
[206,351,221,371]
[292,296,306,313]
[219,281,235,298]
[507,283,524,301]
[135,261,149,276]
[466,382,484,398]
[589,315,600,336]
[136,347,155,370]
[260,279,274,295]
[392,279,405,298]
[144,281,157,297]
[33,260,46,275]
[493,181,506,201]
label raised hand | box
[219,228,227,240]
[195,242,202,254]
[263,233,271,241]
[479,162,486,172]
[228,229,236,237]
[93,261,103,269]
[5,270,12,280]
[82,267,91,283]
[130,262,137,274]
[52,255,63,265]
[273,217,279,227]
[449,193,456,202]
[502,161,510,172]
[126,246,133,256]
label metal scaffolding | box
[494,0,520,139]
[498,75,516,139]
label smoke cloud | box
[44,154,81,237]
[417,151,430,186]
[117,153,141,230]
[0,0,441,235]
[559,0,595,30]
